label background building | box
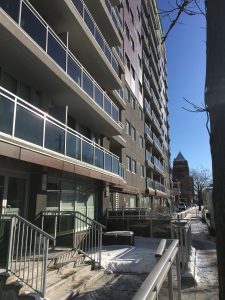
[172,152,194,206]
[0,0,170,223]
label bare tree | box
[190,167,212,208]
[158,0,225,298]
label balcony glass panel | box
[104,96,111,116]
[94,86,103,108]
[82,140,93,164]
[66,132,81,160]
[104,46,111,63]
[112,157,119,174]
[67,56,81,86]
[94,147,104,169]
[112,105,118,123]
[84,8,94,35]
[21,3,46,50]
[47,32,66,70]
[15,105,43,146]
[72,0,83,17]
[105,153,112,172]
[112,57,118,74]
[95,30,104,51]
[0,0,20,22]
[0,95,14,135]
[45,121,65,154]
[83,72,93,98]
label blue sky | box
[157,1,212,171]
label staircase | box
[0,212,106,299]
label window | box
[131,65,135,79]
[130,36,135,51]
[130,10,134,24]
[139,136,144,148]
[138,55,142,69]
[124,87,130,102]
[139,81,142,94]
[126,120,131,135]
[125,23,130,40]
[132,159,136,173]
[127,156,132,171]
[125,53,130,70]
[137,7,141,20]
[139,107,143,120]
[131,95,135,109]
[141,165,145,177]
[131,126,136,140]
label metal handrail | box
[0,86,125,178]
[38,210,106,267]
[133,239,181,300]
[0,214,55,297]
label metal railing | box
[171,220,192,273]
[154,156,165,174]
[0,86,124,178]
[144,98,152,119]
[153,133,163,153]
[144,123,153,143]
[106,208,152,219]
[146,150,154,166]
[0,214,55,297]
[38,211,106,268]
[71,0,119,75]
[133,239,181,300]
[0,0,120,124]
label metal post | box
[168,266,174,300]
[42,238,49,298]
[6,216,14,272]
[99,227,102,267]
[176,250,181,300]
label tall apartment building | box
[0,0,170,222]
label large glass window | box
[47,32,66,70]
[45,121,65,154]
[21,3,46,50]
[0,0,20,22]
[15,105,43,146]
[67,56,81,86]
[7,177,26,216]
[0,95,14,135]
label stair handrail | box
[38,210,106,268]
[0,213,55,298]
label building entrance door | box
[0,172,28,217]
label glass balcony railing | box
[152,110,161,132]
[154,157,165,174]
[146,150,154,165]
[146,177,154,189]
[116,89,124,101]
[0,86,124,178]
[144,99,152,119]
[155,181,166,192]
[144,123,153,142]
[153,134,163,153]
[144,75,151,97]
[0,0,120,125]
[72,0,119,76]
[113,46,124,63]
[150,88,161,115]
[105,0,123,31]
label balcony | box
[150,89,161,117]
[29,0,121,90]
[144,123,153,144]
[155,181,166,193]
[0,86,125,178]
[110,89,126,109]
[142,27,150,54]
[146,177,155,190]
[146,150,154,169]
[150,67,160,96]
[153,134,163,155]
[143,75,151,99]
[152,110,162,135]
[84,0,122,46]
[144,99,152,121]
[113,46,124,70]
[154,157,165,176]
[0,0,122,136]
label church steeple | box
[175,152,186,161]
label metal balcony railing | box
[1,0,120,125]
[0,86,125,178]
[146,177,155,189]
[146,150,154,165]
[154,156,165,174]
[0,214,55,297]
[152,110,161,132]
[144,123,153,142]
[72,0,119,75]
[153,134,163,153]
[155,181,166,192]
